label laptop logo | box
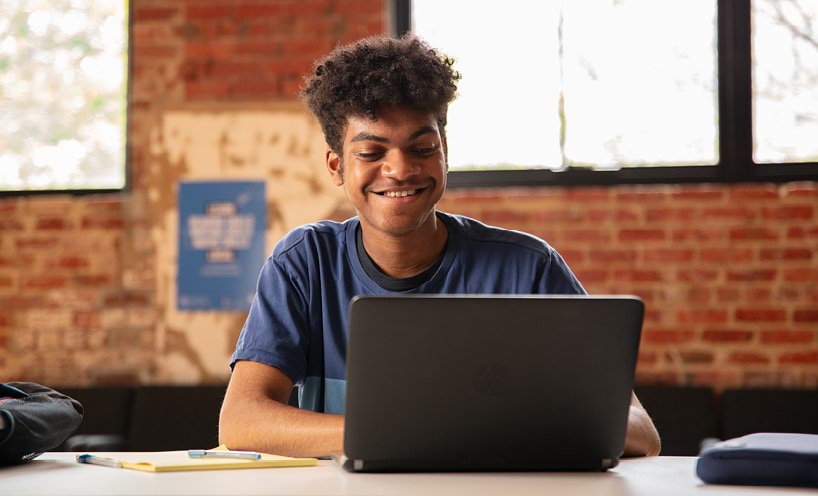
[473,362,510,397]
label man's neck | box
[361,214,448,279]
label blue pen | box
[188,449,261,460]
[76,454,123,468]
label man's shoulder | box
[442,212,555,254]
[273,218,355,258]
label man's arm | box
[623,392,661,457]
[218,360,344,458]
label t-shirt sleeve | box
[230,255,311,385]
[540,247,587,295]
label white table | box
[0,454,812,495]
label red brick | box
[671,189,724,201]
[643,248,694,263]
[73,312,100,330]
[55,257,90,269]
[75,275,114,287]
[677,309,729,325]
[728,352,770,364]
[21,276,68,290]
[794,309,818,322]
[735,308,787,322]
[782,268,818,282]
[717,288,741,303]
[588,249,638,263]
[643,309,663,324]
[615,188,669,202]
[0,219,24,230]
[762,205,814,220]
[482,210,533,224]
[235,3,283,18]
[677,269,719,283]
[787,226,818,240]
[686,288,712,303]
[729,227,779,241]
[637,351,660,364]
[81,218,125,230]
[760,248,813,261]
[235,42,283,57]
[187,5,233,19]
[133,45,179,59]
[726,269,777,282]
[645,208,697,222]
[700,207,756,221]
[668,350,714,364]
[562,229,612,243]
[0,202,17,215]
[533,210,587,223]
[558,249,583,265]
[16,237,58,250]
[699,248,754,263]
[643,328,696,344]
[619,229,665,242]
[729,185,779,200]
[134,7,179,22]
[36,218,70,230]
[560,188,611,202]
[672,228,725,242]
[614,270,664,283]
[745,288,772,302]
[779,351,818,365]
[573,269,608,284]
[587,208,641,223]
[702,329,754,343]
[185,42,235,59]
[760,330,815,344]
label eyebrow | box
[349,126,439,144]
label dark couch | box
[56,385,818,455]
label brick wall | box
[1,0,816,391]
[439,184,818,389]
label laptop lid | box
[343,294,644,472]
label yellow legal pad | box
[76,448,317,473]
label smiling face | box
[326,105,448,241]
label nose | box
[381,150,420,180]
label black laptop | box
[342,294,644,472]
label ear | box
[326,149,344,186]
[442,134,449,172]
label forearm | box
[219,394,343,458]
[623,395,661,457]
[219,392,344,456]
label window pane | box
[412,0,718,171]
[0,0,128,192]
[753,0,818,164]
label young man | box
[219,34,661,458]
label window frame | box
[393,0,818,188]
[0,1,132,197]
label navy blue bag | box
[696,433,818,488]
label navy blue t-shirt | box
[230,212,585,413]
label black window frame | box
[393,0,818,188]
[0,1,132,198]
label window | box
[395,0,818,187]
[0,0,129,194]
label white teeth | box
[384,190,417,198]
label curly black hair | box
[300,34,460,154]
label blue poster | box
[177,181,266,311]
